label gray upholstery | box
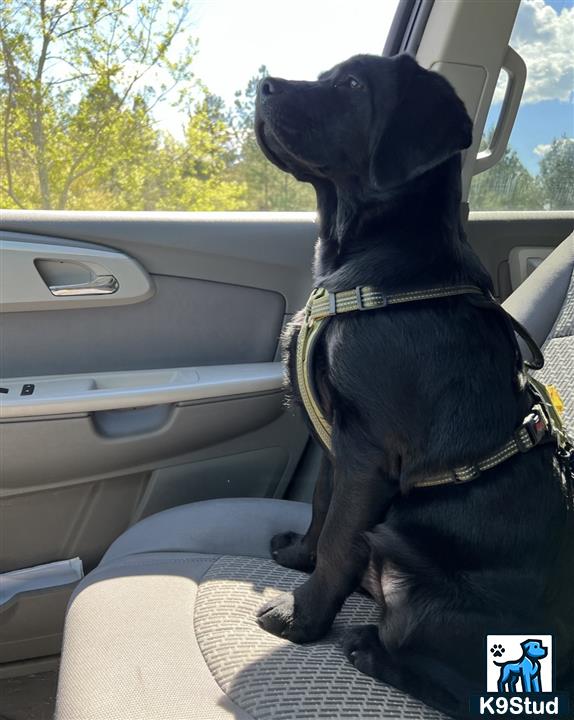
[56,236,574,720]
[531,240,574,435]
[55,500,448,720]
[1,276,285,377]
[503,232,574,434]
[195,556,445,720]
[56,500,311,720]
[102,498,312,564]
[503,232,574,347]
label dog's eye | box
[334,76,362,90]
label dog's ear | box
[369,54,473,194]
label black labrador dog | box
[254,54,574,718]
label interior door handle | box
[49,275,119,296]
[2,237,152,311]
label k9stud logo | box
[486,635,552,693]
[469,634,570,716]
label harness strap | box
[308,284,485,322]
[296,309,332,450]
[413,370,571,489]
[412,403,551,488]
[297,284,485,454]
[465,292,544,370]
[296,283,570,491]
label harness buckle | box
[517,407,548,451]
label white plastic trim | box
[0,558,84,606]
[416,0,521,199]
[0,363,284,419]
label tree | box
[469,130,543,211]
[153,90,247,211]
[0,0,194,209]
[62,85,162,210]
[538,136,574,210]
[231,66,315,211]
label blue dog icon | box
[495,639,548,693]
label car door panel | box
[0,212,314,664]
[466,211,573,300]
[2,273,286,378]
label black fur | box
[254,54,574,717]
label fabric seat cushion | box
[55,499,449,720]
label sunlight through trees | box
[1,1,571,212]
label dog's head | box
[521,640,548,659]
[255,53,472,197]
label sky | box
[189,0,400,102]
[158,0,573,175]
[157,0,400,136]
[485,0,574,172]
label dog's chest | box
[362,558,408,609]
[380,561,408,607]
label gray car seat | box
[55,234,574,720]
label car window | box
[469,0,574,211]
[0,0,399,212]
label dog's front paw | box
[256,588,333,643]
[342,625,384,678]
[270,531,316,572]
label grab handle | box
[474,46,526,175]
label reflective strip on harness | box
[308,284,485,323]
[412,405,551,488]
[296,312,332,451]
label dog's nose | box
[260,77,285,96]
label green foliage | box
[0,4,569,213]
[150,91,247,211]
[469,147,543,211]
[230,65,315,211]
[468,130,543,211]
[539,137,574,210]
[0,0,245,210]
[468,129,573,212]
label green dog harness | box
[296,284,571,490]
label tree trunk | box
[32,0,52,209]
